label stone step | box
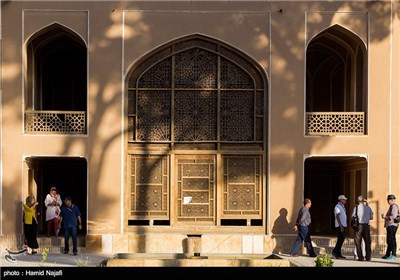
[309,236,388,255]
[314,246,356,255]
[32,236,86,254]
[37,236,85,246]
[31,246,87,254]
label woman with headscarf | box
[23,195,39,254]
[44,186,62,237]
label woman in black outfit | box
[23,196,39,254]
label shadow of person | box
[271,208,291,254]
[15,199,25,248]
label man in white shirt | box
[332,194,348,259]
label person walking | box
[352,195,373,261]
[289,198,317,257]
[58,196,82,255]
[381,194,399,260]
[332,194,348,259]
[44,186,62,237]
[23,195,39,254]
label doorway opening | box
[24,156,87,236]
[304,156,367,236]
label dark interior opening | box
[26,156,87,236]
[304,156,367,236]
[220,219,247,226]
[128,220,150,226]
[27,25,87,111]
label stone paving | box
[282,253,400,267]
[0,251,112,267]
[1,251,398,280]
[1,251,399,267]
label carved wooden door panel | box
[128,155,169,220]
[222,156,262,218]
[176,155,215,224]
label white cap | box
[338,195,348,200]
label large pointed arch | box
[124,34,268,232]
[126,34,268,143]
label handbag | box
[351,206,359,230]
[394,204,400,223]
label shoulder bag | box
[351,206,359,230]
[394,204,400,223]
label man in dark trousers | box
[332,194,348,259]
[381,194,399,260]
[58,196,82,255]
[289,198,317,257]
[352,195,373,261]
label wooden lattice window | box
[126,36,267,227]
[176,156,215,223]
[128,155,169,219]
[128,37,265,144]
[222,156,262,218]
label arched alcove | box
[306,25,367,135]
[25,23,87,134]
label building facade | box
[1,0,399,255]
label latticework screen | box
[129,155,169,219]
[128,38,265,144]
[306,112,364,135]
[25,111,86,134]
[126,36,266,227]
[223,156,262,218]
[177,156,215,223]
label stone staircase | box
[310,236,389,257]
[35,235,392,256]
[34,235,86,254]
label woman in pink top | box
[44,186,62,237]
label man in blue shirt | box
[58,196,82,255]
[352,195,374,261]
[289,198,317,257]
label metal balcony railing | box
[25,110,86,134]
[306,112,364,135]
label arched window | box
[306,25,367,135]
[128,35,265,145]
[25,23,87,134]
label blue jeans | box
[64,226,77,253]
[290,225,315,256]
